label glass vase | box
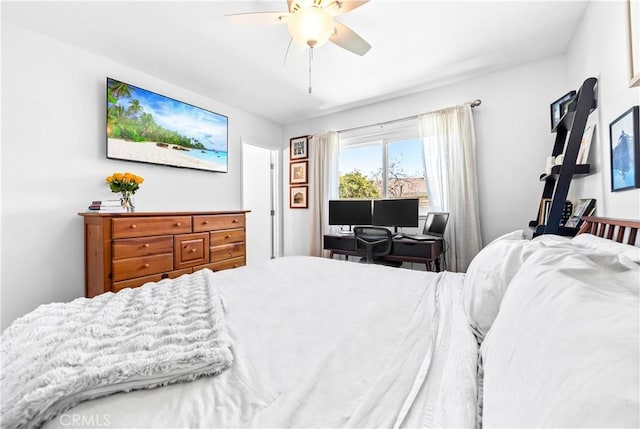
[120,191,135,212]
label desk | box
[323,234,444,271]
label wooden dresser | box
[78,211,249,298]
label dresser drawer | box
[195,256,245,272]
[392,240,442,258]
[112,236,173,260]
[210,229,245,246]
[323,235,356,252]
[112,268,193,292]
[112,216,192,239]
[194,214,245,232]
[211,243,245,262]
[112,254,174,282]
[174,232,210,269]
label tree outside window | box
[339,170,381,198]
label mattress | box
[42,256,478,428]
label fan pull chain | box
[308,46,314,94]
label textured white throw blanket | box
[1,269,232,429]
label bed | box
[2,216,638,429]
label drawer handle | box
[232,219,239,223]
[176,222,182,227]
[204,221,209,225]
[130,224,137,229]
[143,263,150,268]
[190,248,197,253]
[233,264,239,268]
[227,253,233,257]
[225,235,231,239]
[143,243,150,248]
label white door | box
[242,141,278,265]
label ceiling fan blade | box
[329,22,371,56]
[324,0,369,16]
[284,38,308,65]
[224,12,290,25]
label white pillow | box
[572,233,640,262]
[481,245,640,428]
[463,232,570,339]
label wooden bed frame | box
[577,216,640,245]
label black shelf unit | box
[538,164,591,181]
[532,77,598,237]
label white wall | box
[1,22,283,329]
[565,1,640,217]
[282,56,569,256]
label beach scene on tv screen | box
[107,78,228,172]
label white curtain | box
[309,131,339,256]
[419,104,482,272]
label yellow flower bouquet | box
[105,172,144,211]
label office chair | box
[353,227,402,267]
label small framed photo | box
[290,136,309,160]
[290,160,308,184]
[550,91,576,131]
[565,198,596,228]
[609,106,639,192]
[290,185,308,209]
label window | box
[338,120,429,213]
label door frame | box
[240,138,282,259]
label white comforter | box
[42,256,478,428]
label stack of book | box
[88,199,125,212]
[538,199,573,226]
[538,198,552,225]
[560,201,574,226]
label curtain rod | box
[337,99,482,134]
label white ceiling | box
[3,0,589,125]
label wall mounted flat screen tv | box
[106,77,228,173]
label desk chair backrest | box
[353,226,393,264]
[423,212,449,238]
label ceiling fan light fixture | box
[287,7,335,47]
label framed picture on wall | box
[550,91,576,131]
[290,185,308,209]
[609,106,640,191]
[290,136,309,160]
[290,160,308,184]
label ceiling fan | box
[225,0,371,92]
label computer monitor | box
[372,199,419,232]
[423,212,449,237]
[328,200,372,226]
